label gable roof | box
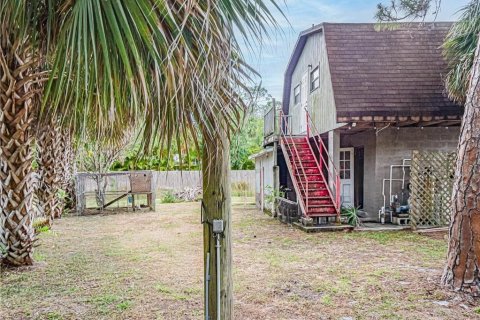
[283,22,463,121]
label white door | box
[300,72,308,133]
[339,148,354,208]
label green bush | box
[161,191,178,203]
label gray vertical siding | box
[288,30,337,135]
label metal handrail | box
[279,111,309,215]
[305,110,341,213]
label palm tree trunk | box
[37,122,57,224]
[53,126,74,218]
[442,35,480,293]
[0,37,37,266]
[202,129,233,319]
[58,128,75,213]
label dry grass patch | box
[1,201,479,319]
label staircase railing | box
[305,110,341,214]
[279,110,309,216]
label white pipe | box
[401,159,411,190]
[382,178,404,222]
[389,164,411,208]
[215,235,221,320]
[205,252,210,320]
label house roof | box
[283,22,463,122]
[249,147,274,160]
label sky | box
[243,0,471,100]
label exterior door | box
[339,148,355,207]
[300,72,308,133]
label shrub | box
[161,191,178,203]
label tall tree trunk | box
[57,128,75,213]
[37,123,74,221]
[37,122,57,224]
[0,37,37,266]
[442,35,480,294]
[202,129,233,319]
[52,126,74,218]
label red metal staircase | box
[279,110,340,220]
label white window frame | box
[293,84,301,105]
[310,66,319,92]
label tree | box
[231,86,281,170]
[1,1,281,318]
[376,0,480,293]
[78,131,133,207]
[442,34,480,294]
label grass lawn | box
[1,200,479,319]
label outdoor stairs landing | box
[281,136,338,218]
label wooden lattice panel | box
[410,150,456,229]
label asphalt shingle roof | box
[322,22,463,119]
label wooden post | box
[202,127,232,319]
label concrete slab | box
[356,222,411,232]
[292,222,354,233]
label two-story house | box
[253,22,463,225]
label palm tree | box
[37,121,75,222]
[37,122,58,225]
[442,1,480,103]
[1,1,280,317]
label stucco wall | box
[373,127,460,218]
[340,127,460,219]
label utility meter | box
[212,220,224,234]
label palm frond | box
[41,0,282,162]
[443,0,480,103]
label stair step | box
[290,156,315,161]
[294,168,321,174]
[296,175,323,179]
[307,206,337,214]
[298,183,327,189]
[309,204,335,208]
[286,147,310,151]
[287,152,314,158]
[305,212,338,217]
[297,178,323,183]
[301,190,330,197]
[283,138,307,144]
[308,199,333,205]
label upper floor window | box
[294,85,301,105]
[310,66,319,91]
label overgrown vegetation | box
[160,191,179,204]
[264,185,285,212]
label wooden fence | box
[155,170,255,192]
[81,170,255,193]
[410,150,456,229]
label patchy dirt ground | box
[1,201,479,319]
